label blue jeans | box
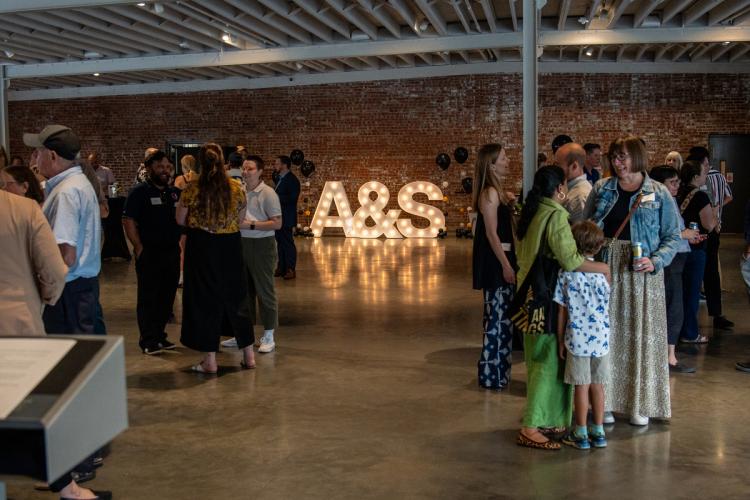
[680,249,706,341]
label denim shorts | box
[564,353,610,385]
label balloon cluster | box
[290,149,316,178]
[456,223,473,239]
[435,146,470,171]
[294,225,314,237]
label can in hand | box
[632,242,643,270]
[689,222,699,231]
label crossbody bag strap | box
[612,191,644,241]
[679,188,699,215]
[512,211,555,298]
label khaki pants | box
[241,236,278,330]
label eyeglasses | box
[612,153,631,162]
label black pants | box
[43,277,98,334]
[704,231,722,317]
[664,252,687,346]
[136,246,180,349]
[275,226,296,273]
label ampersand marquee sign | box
[311,181,446,238]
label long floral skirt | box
[478,285,514,389]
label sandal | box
[240,360,256,370]
[680,335,709,344]
[190,363,217,374]
[517,432,561,450]
[539,427,566,437]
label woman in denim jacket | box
[583,136,681,427]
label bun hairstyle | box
[677,160,703,197]
[517,165,565,240]
[196,142,232,227]
[472,143,503,212]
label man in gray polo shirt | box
[222,155,282,354]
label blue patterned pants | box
[478,285,514,389]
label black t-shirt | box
[123,180,182,250]
[677,189,711,250]
[472,203,517,290]
[603,184,639,240]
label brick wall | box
[8,73,750,229]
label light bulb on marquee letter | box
[396,182,445,238]
[311,181,355,237]
[351,181,402,239]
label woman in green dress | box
[515,166,611,450]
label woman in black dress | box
[176,143,255,373]
[472,143,517,390]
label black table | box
[101,197,131,260]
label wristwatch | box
[250,222,256,230]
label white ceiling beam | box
[388,0,422,36]
[77,7,187,48]
[655,43,673,59]
[320,58,346,70]
[396,53,415,66]
[633,0,664,28]
[0,26,104,59]
[256,0,334,42]
[450,0,472,33]
[357,0,402,38]
[617,44,628,61]
[672,43,693,60]
[730,43,750,60]
[558,0,571,31]
[292,0,352,38]
[709,0,750,25]
[326,0,379,39]
[712,42,737,60]
[684,0,725,25]
[479,0,497,32]
[414,0,449,35]
[509,0,518,31]
[192,0,291,46]
[635,44,650,61]
[585,0,602,30]
[8,26,750,79]
[661,0,694,24]
[692,43,715,59]
[224,0,312,44]
[0,0,133,13]
[606,0,634,29]
[165,2,265,48]
[11,58,750,101]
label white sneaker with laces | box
[629,414,649,426]
[603,411,615,424]
[221,338,238,349]
[258,332,275,353]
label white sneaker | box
[629,414,649,426]
[258,333,275,353]
[603,411,615,424]
[221,338,238,349]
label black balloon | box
[290,149,305,166]
[300,160,315,177]
[454,147,469,164]
[436,153,451,170]
[461,177,473,194]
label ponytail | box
[196,143,232,227]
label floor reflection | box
[308,237,446,305]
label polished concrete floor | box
[5,236,750,499]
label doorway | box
[709,134,750,234]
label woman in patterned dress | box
[472,143,517,390]
[176,143,255,373]
[584,136,682,426]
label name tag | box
[150,197,162,205]
[502,243,512,252]
[641,193,656,203]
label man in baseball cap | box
[23,124,81,161]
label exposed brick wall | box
[8,73,750,229]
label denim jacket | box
[583,174,681,273]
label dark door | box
[709,134,750,234]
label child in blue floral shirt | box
[554,220,610,450]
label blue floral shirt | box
[553,270,611,357]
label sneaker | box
[630,414,649,426]
[713,316,734,330]
[736,361,750,373]
[142,344,163,355]
[221,337,238,349]
[589,433,607,448]
[158,339,176,351]
[258,333,275,353]
[669,362,696,374]
[603,411,615,424]
[562,431,591,450]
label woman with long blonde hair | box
[471,143,517,390]
[176,143,255,373]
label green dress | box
[516,198,584,428]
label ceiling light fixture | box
[153,2,164,13]
[93,72,100,76]
[418,19,429,32]
[178,40,190,49]
[221,32,232,43]
[578,16,589,25]
[3,49,14,58]
[84,50,102,59]
[295,62,303,70]
[722,41,731,45]
[137,2,146,6]
[585,47,594,56]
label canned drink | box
[689,222,699,231]
[632,242,643,270]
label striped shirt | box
[706,169,732,222]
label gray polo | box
[240,181,282,239]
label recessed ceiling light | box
[221,33,232,43]
[93,72,100,76]
[585,47,594,56]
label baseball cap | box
[23,125,81,161]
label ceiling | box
[1,0,749,100]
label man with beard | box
[123,150,182,354]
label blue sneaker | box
[562,431,591,450]
[590,433,607,448]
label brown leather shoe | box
[283,269,296,280]
[274,268,282,277]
